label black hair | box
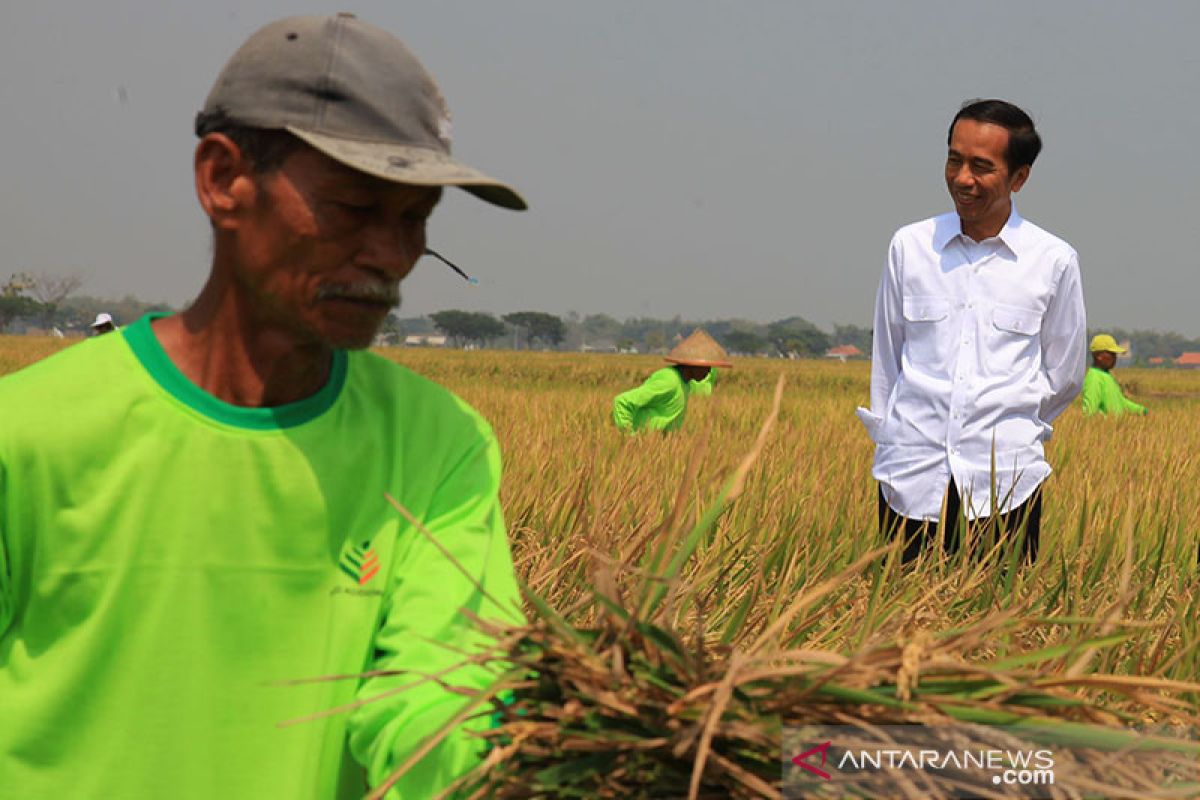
[194,110,302,174]
[948,99,1042,173]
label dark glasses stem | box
[424,247,477,284]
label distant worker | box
[689,367,717,397]
[91,312,118,335]
[1080,334,1147,417]
[613,329,731,433]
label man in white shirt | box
[858,99,1086,565]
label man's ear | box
[1010,164,1031,193]
[194,133,259,230]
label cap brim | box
[287,127,527,211]
[664,357,733,368]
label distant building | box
[1116,340,1133,361]
[1148,357,1165,366]
[1176,352,1200,369]
[403,334,448,347]
[824,344,863,363]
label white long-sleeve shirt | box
[857,208,1086,521]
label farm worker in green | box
[1080,333,1147,416]
[689,366,718,397]
[0,14,525,800]
[613,329,732,432]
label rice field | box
[6,337,1200,797]
[375,348,1200,632]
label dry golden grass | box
[373,349,1200,627]
[0,335,77,375]
[6,337,1200,796]
[370,348,1200,798]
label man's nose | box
[357,219,425,279]
[951,164,974,186]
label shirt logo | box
[339,539,380,585]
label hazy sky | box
[2,2,1197,334]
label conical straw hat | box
[664,329,733,368]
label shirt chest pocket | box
[992,304,1042,336]
[987,303,1043,372]
[902,295,952,366]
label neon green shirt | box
[0,314,519,799]
[612,366,689,433]
[1080,366,1147,417]
[688,367,716,397]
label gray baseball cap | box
[198,13,526,210]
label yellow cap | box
[1089,334,1126,354]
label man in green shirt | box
[613,329,731,433]
[1080,333,1148,417]
[1,15,525,800]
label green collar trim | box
[123,313,347,430]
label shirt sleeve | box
[1038,253,1087,425]
[859,236,905,440]
[1079,370,1102,416]
[346,430,521,798]
[612,370,677,432]
[0,547,10,641]
[0,463,11,638]
[1119,387,1147,416]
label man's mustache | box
[315,282,400,306]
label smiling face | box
[945,119,1029,241]
[216,143,441,350]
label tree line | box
[400,311,1200,362]
[418,311,568,349]
[6,272,1200,362]
[1092,328,1200,363]
[396,310,873,357]
[2,273,171,334]
[1,273,83,331]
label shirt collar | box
[934,205,1028,258]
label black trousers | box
[878,479,1041,565]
